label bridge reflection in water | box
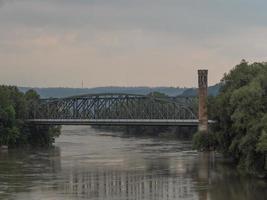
[0,149,209,200]
[59,158,208,200]
[54,130,214,200]
[1,126,266,200]
[63,170,197,199]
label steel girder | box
[32,94,197,120]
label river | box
[0,126,266,200]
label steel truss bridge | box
[27,93,211,126]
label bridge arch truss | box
[32,94,197,121]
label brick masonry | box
[198,70,208,132]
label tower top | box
[198,69,208,76]
[198,69,208,88]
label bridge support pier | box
[198,70,208,132]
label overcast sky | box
[1,0,267,88]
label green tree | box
[210,61,267,176]
[0,86,60,147]
[148,92,168,98]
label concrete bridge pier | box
[198,70,208,132]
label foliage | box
[193,131,217,151]
[210,61,267,176]
[181,83,221,96]
[148,91,169,98]
[26,125,61,147]
[0,85,60,147]
[257,131,267,152]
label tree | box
[0,85,60,147]
[148,92,168,98]
[210,61,267,176]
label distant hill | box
[19,86,187,98]
[181,84,221,96]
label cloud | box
[0,0,7,7]
[0,0,267,87]
[0,0,15,7]
[2,0,267,37]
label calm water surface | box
[0,126,266,200]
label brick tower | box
[198,70,208,132]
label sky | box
[1,0,267,88]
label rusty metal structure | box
[28,93,199,126]
[27,70,212,127]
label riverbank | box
[0,86,61,147]
[195,61,267,177]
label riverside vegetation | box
[1,61,267,177]
[0,86,60,148]
[194,60,267,177]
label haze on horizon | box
[1,0,267,88]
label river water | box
[0,126,266,200]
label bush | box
[193,131,217,151]
[0,85,61,147]
[210,61,267,176]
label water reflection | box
[59,160,199,200]
[0,126,266,200]
[0,147,61,199]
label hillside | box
[19,85,221,98]
[181,84,221,96]
[19,86,187,98]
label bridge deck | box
[27,119,215,126]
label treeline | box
[0,86,60,148]
[19,85,221,99]
[195,60,267,177]
[19,86,187,98]
[181,83,221,96]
